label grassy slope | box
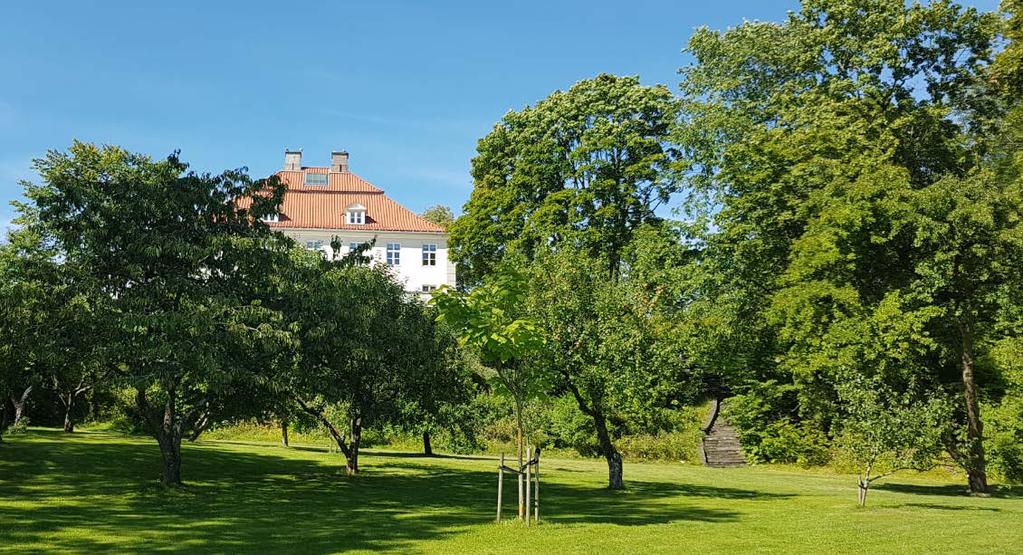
[0,429,1020,554]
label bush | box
[618,431,700,462]
[547,395,599,456]
[6,417,30,435]
[985,398,1023,483]
[726,381,831,465]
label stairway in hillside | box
[701,400,746,468]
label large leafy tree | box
[451,74,682,285]
[677,0,1008,492]
[524,238,691,489]
[23,142,290,485]
[280,254,452,475]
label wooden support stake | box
[497,453,504,522]
[525,447,532,526]
[534,451,540,522]
[518,455,524,520]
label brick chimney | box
[284,149,302,171]
[331,150,349,173]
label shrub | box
[726,381,831,465]
[547,395,599,456]
[618,432,700,462]
[6,417,29,435]
[985,398,1023,483]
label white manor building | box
[265,149,456,294]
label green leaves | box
[676,0,1022,484]
[451,74,682,285]
[432,269,544,367]
[17,142,293,449]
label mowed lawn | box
[1,429,1020,554]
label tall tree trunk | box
[137,386,184,487]
[156,429,183,486]
[293,396,358,474]
[422,430,433,456]
[63,393,76,433]
[593,410,624,490]
[347,416,362,475]
[960,322,989,494]
[280,419,289,447]
[11,385,32,425]
[160,392,184,486]
[565,379,624,490]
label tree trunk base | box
[423,431,433,456]
[857,482,868,507]
[606,451,624,490]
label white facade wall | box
[280,228,456,293]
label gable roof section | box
[262,168,445,233]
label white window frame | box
[304,173,328,186]
[422,244,437,266]
[347,210,365,225]
[386,243,401,266]
[260,213,280,223]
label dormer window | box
[260,213,280,223]
[304,172,328,186]
[346,203,366,225]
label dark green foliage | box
[676,0,1020,493]
[451,74,682,285]
[420,205,455,228]
[724,382,829,466]
[19,141,292,484]
[279,256,456,474]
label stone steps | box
[702,412,746,468]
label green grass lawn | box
[1,429,1020,554]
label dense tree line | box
[2,0,1020,503]
[445,0,1023,496]
[0,143,469,486]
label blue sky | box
[0,0,999,230]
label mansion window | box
[421,285,436,293]
[386,243,401,266]
[260,213,280,223]
[304,173,328,186]
[305,240,323,250]
[346,204,366,225]
[422,244,437,266]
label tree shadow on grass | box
[896,502,1001,512]
[284,444,491,462]
[0,430,757,553]
[373,457,789,526]
[876,482,1023,499]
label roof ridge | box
[289,189,385,195]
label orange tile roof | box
[256,168,445,233]
[277,167,383,193]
